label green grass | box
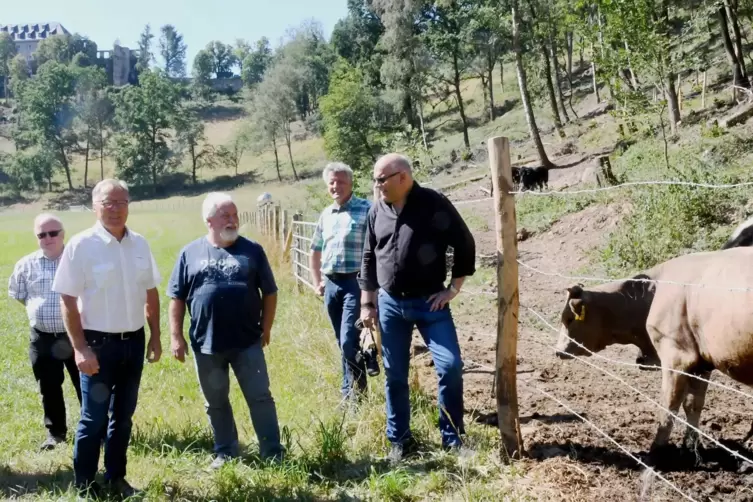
[0,210,520,501]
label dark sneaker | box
[40,435,65,451]
[387,437,420,465]
[75,481,103,501]
[105,478,138,498]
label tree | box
[8,55,30,99]
[234,39,252,72]
[247,96,283,181]
[137,24,155,72]
[159,25,187,78]
[330,0,385,86]
[2,148,56,192]
[422,0,478,150]
[192,49,214,99]
[241,37,273,87]
[216,126,250,176]
[320,60,391,173]
[175,107,216,184]
[0,34,17,100]
[112,69,180,191]
[18,61,78,189]
[206,41,237,78]
[469,0,509,122]
[511,0,554,169]
[74,66,109,187]
[34,33,97,66]
[256,60,300,180]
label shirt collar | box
[93,220,129,244]
[331,193,356,212]
[35,248,63,262]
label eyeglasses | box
[97,200,129,209]
[37,230,62,239]
[373,171,400,185]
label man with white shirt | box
[52,178,162,499]
[8,213,82,451]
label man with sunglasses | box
[8,213,82,452]
[53,178,162,499]
[359,153,476,464]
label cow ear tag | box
[574,304,586,322]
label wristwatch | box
[449,284,459,295]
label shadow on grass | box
[0,464,74,498]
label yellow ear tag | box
[574,305,586,322]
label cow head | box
[555,284,606,359]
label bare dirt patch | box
[411,178,753,501]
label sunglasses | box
[373,171,401,185]
[37,230,62,239]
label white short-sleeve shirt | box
[52,221,161,333]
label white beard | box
[220,228,239,242]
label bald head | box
[373,152,414,205]
[375,153,413,175]
[33,212,65,259]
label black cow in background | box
[722,216,753,249]
[513,166,549,191]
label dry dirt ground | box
[411,157,753,501]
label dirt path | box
[412,161,753,501]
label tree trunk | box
[151,127,158,193]
[191,144,197,184]
[285,130,298,180]
[99,128,105,181]
[541,45,565,136]
[719,7,745,96]
[591,45,601,104]
[550,36,570,123]
[272,136,281,182]
[84,134,90,188]
[725,0,748,82]
[499,59,504,90]
[702,70,707,108]
[665,72,681,135]
[512,1,553,169]
[452,50,471,150]
[59,142,73,190]
[487,48,496,121]
[579,35,584,66]
[596,9,614,100]
[566,32,574,80]
[624,40,640,89]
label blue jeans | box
[73,329,145,487]
[377,289,465,448]
[193,341,283,460]
[324,275,367,399]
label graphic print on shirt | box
[197,253,250,289]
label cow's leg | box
[649,367,689,455]
[681,371,710,463]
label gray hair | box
[202,192,234,221]
[33,213,63,230]
[322,162,353,184]
[92,178,129,203]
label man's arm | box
[145,288,161,363]
[61,294,99,376]
[168,298,188,362]
[310,214,325,295]
[358,208,378,327]
[261,293,277,347]
[8,260,28,305]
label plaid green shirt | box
[311,195,372,275]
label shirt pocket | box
[134,256,152,288]
[90,262,115,289]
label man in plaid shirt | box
[310,162,372,403]
[8,213,82,451]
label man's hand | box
[171,336,188,362]
[147,334,162,363]
[262,330,271,348]
[427,287,458,312]
[75,346,99,376]
[316,280,325,296]
[360,305,377,329]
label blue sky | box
[3,0,348,71]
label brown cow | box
[557,246,753,457]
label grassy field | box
[0,209,521,501]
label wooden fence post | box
[292,213,303,292]
[273,205,280,244]
[488,136,523,462]
[281,209,289,252]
